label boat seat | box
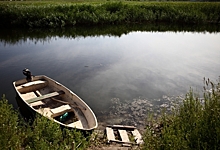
[67,120,83,129]
[30,101,45,107]
[51,104,72,117]
[17,80,48,94]
[26,90,65,104]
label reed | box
[142,79,220,150]
[0,2,219,28]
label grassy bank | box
[0,1,220,28]
[143,79,220,150]
[0,95,89,150]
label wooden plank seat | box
[30,101,45,107]
[26,90,65,104]
[17,80,48,94]
[50,104,72,117]
[67,120,83,128]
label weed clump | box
[143,79,220,150]
[0,95,89,149]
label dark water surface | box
[0,28,220,118]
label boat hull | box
[13,75,98,132]
[16,94,37,121]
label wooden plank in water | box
[118,129,130,143]
[122,143,132,147]
[106,127,115,142]
[109,139,132,144]
[26,90,64,104]
[107,125,136,130]
[131,129,143,144]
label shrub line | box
[0,2,220,28]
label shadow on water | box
[0,23,219,45]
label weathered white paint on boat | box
[13,75,98,131]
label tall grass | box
[0,95,23,149]
[0,2,219,28]
[142,79,220,150]
[0,95,89,149]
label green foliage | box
[0,95,89,149]
[0,95,23,149]
[24,116,62,149]
[142,80,220,150]
[0,2,219,28]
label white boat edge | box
[13,75,98,131]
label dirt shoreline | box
[87,95,185,149]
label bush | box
[0,95,89,149]
[0,2,220,28]
[142,79,220,150]
[0,95,23,149]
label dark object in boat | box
[23,68,32,81]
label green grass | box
[0,1,219,28]
[142,79,220,150]
[0,95,90,150]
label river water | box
[0,28,220,125]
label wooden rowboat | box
[13,74,98,131]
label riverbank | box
[0,1,220,28]
[0,79,219,149]
[86,95,184,149]
[88,79,220,150]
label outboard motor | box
[23,68,32,81]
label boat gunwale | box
[13,75,98,131]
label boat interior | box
[15,79,89,129]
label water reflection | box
[0,29,220,118]
[0,23,219,45]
